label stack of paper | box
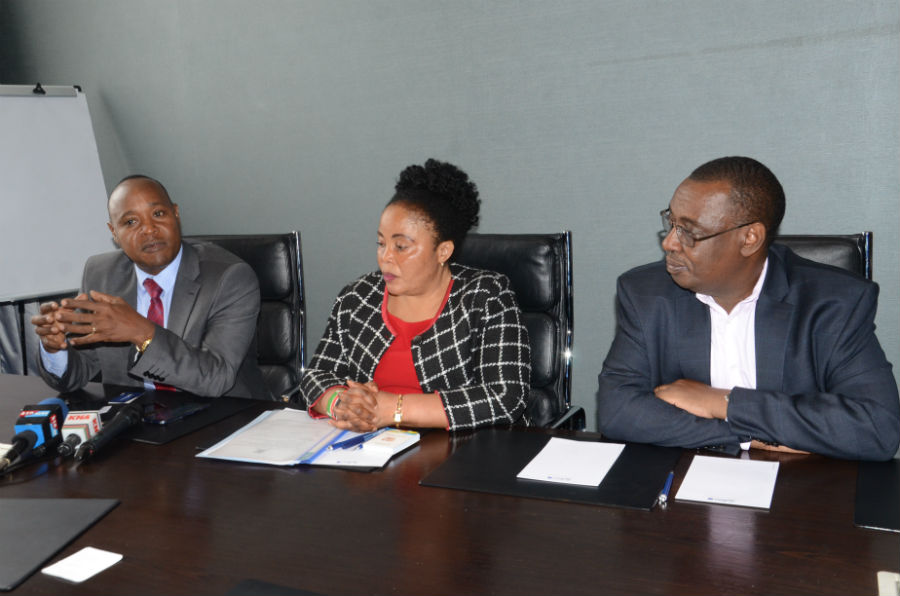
[195,409,419,469]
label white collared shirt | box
[695,258,769,449]
[134,245,183,329]
[695,258,768,392]
[40,245,185,380]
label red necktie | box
[142,278,175,391]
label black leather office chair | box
[187,232,306,400]
[774,232,872,280]
[456,231,584,429]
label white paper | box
[876,571,900,596]
[41,546,122,583]
[517,437,625,486]
[313,429,420,468]
[675,455,779,509]
[196,408,348,465]
[195,409,419,469]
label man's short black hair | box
[109,174,173,209]
[689,156,785,244]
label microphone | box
[57,411,103,457]
[0,397,69,472]
[74,403,142,462]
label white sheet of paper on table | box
[675,455,780,509]
[516,437,625,486]
[876,570,900,596]
[41,546,122,583]
[196,408,348,465]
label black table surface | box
[0,373,897,595]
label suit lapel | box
[167,242,201,336]
[754,250,792,391]
[107,254,138,373]
[109,254,138,309]
[676,293,711,384]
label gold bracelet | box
[393,394,404,426]
[136,337,153,354]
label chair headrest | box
[774,234,868,279]
[189,236,295,300]
[456,235,560,312]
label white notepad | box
[516,437,625,486]
[675,455,779,509]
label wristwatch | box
[393,394,404,426]
[136,337,153,354]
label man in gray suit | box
[597,156,899,460]
[31,175,271,400]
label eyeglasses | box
[660,208,756,248]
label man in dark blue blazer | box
[597,156,899,460]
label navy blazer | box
[597,244,900,460]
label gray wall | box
[1,1,897,430]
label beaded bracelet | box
[325,389,344,418]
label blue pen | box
[658,470,675,507]
[328,427,389,450]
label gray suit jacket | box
[597,244,900,460]
[38,240,272,400]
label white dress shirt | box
[695,258,769,448]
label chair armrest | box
[280,383,303,404]
[549,406,585,431]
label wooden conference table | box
[0,373,896,595]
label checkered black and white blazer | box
[301,263,531,430]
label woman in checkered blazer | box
[301,159,531,431]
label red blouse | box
[309,280,453,422]
[375,280,453,394]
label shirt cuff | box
[39,343,68,377]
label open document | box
[675,455,779,509]
[516,437,626,486]
[196,408,419,469]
